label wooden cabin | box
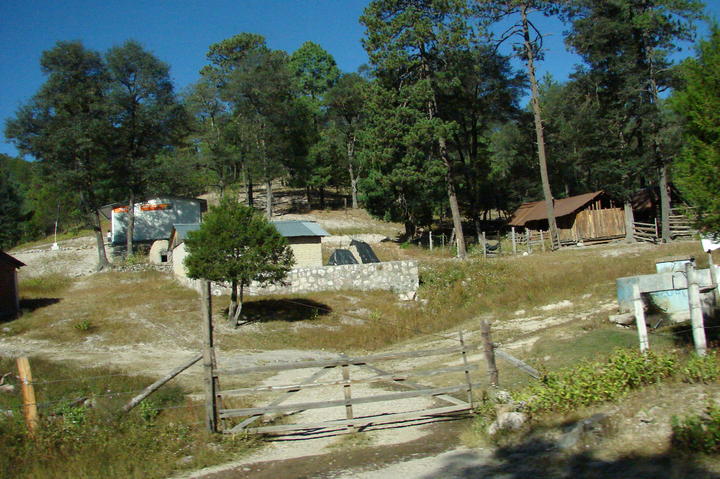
[0,251,25,319]
[509,191,626,244]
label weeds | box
[683,352,720,384]
[0,356,257,479]
[672,404,720,453]
[20,273,72,297]
[73,320,93,333]
[515,349,677,415]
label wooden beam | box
[236,404,471,435]
[494,349,539,378]
[219,364,479,396]
[123,354,202,412]
[219,383,484,419]
[217,343,480,376]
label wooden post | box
[340,355,354,429]
[458,330,474,408]
[624,201,635,243]
[17,357,39,436]
[429,230,433,251]
[480,320,498,387]
[511,227,517,255]
[632,283,649,352]
[686,263,707,357]
[481,232,487,259]
[540,230,546,252]
[708,251,719,305]
[201,281,219,433]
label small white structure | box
[104,197,206,246]
[270,221,329,268]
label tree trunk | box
[659,163,672,243]
[347,135,359,209]
[521,4,560,250]
[319,187,326,210]
[439,137,466,259]
[232,283,244,328]
[125,193,135,257]
[265,179,273,218]
[92,209,109,271]
[624,201,636,243]
[229,279,238,325]
[247,177,254,207]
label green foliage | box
[672,24,720,234]
[683,352,720,384]
[184,198,294,285]
[672,404,720,454]
[289,41,340,101]
[0,158,25,249]
[73,320,93,333]
[517,349,677,414]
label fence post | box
[708,251,719,305]
[201,281,219,433]
[16,357,39,436]
[340,354,354,429]
[458,330,474,408]
[686,263,707,357]
[480,320,499,387]
[511,227,517,255]
[632,283,649,352]
[429,230,433,251]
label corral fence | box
[217,338,478,435]
[633,208,697,243]
[9,283,539,438]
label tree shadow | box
[233,298,332,324]
[424,437,720,479]
[18,298,61,314]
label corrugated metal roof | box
[173,223,201,242]
[271,221,329,238]
[509,191,605,227]
[0,251,25,268]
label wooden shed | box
[509,191,626,244]
[0,251,25,318]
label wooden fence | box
[633,209,697,243]
[216,335,480,435]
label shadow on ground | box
[234,298,332,323]
[18,298,61,314]
[425,437,720,479]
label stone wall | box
[176,260,419,300]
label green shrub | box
[516,349,677,414]
[683,352,720,384]
[73,320,92,332]
[672,404,720,453]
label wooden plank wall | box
[570,207,625,241]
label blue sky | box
[1,0,717,158]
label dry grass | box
[5,240,709,355]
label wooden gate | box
[215,335,480,435]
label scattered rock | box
[538,300,573,311]
[609,312,635,326]
[488,411,527,436]
[557,413,608,451]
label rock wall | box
[176,260,419,300]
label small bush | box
[672,404,720,453]
[516,349,677,414]
[73,320,92,332]
[683,352,720,384]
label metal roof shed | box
[271,221,329,267]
